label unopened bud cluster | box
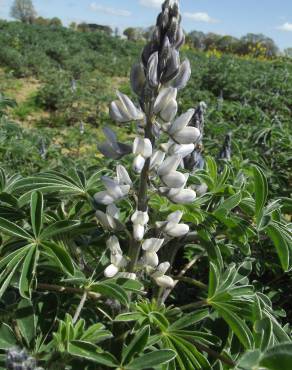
[95,0,207,290]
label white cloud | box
[139,0,163,9]
[90,3,131,17]
[183,12,218,24]
[277,22,292,32]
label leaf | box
[0,260,23,299]
[19,244,38,299]
[213,303,253,349]
[122,326,150,365]
[30,191,44,238]
[0,323,17,350]
[115,312,142,322]
[208,262,219,298]
[0,217,32,240]
[91,282,129,306]
[253,165,268,224]
[170,309,209,330]
[16,299,36,347]
[266,222,292,272]
[68,341,117,367]
[40,220,81,239]
[127,350,176,369]
[42,242,74,275]
[259,342,292,370]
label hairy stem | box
[73,291,87,324]
[194,341,236,367]
[37,283,100,300]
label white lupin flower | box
[157,155,186,188]
[151,262,175,288]
[116,165,132,187]
[167,187,197,204]
[110,91,144,123]
[131,210,149,241]
[168,143,195,157]
[104,236,127,278]
[142,238,164,267]
[96,204,123,231]
[150,150,166,171]
[156,210,189,237]
[94,166,132,205]
[154,87,178,122]
[133,138,153,173]
[94,176,130,205]
[168,109,201,145]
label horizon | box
[0,0,292,50]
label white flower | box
[158,155,186,188]
[104,236,127,278]
[131,210,149,241]
[161,187,197,204]
[142,238,164,267]
[110,91,144,123]
[152,262,175,288]
[156,211,189,237]
[96,204,123,231]
[133,138,153,173]
[116,165,132,187]
[94,166,132,205]
[168,109,201,145]
[149,150,166,171]
[94,177,130,205]
[154,87,178,122]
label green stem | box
[171,276,208,290]
[179,300,208,311]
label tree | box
[123,27,144,41]
[188,30,206,49]
[10,0,37,24]
[49,17,62,27]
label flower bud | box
[171,59,191,90]
[131,63,146,96]
[147,52,159,88]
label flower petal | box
[104,264,119,278]
[158,155,181,176]
[173,127,201,145]
[161,171,186,188]
[94,191,115,205]
[165,223,189,237]
[170,188,196,204]
[133,155,146,173]
[154,275,175,288]
[168,109,194,135]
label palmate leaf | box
[91,281,129,306]
[68,341,118,367]
[30,191,44,238]
[127,350,176,370]
[19,244,38,299]
[0,323,17,350]
[0,217,32,240]
[266,221,292,272]
[122,326,150,365]
[253,165,268,225]
[42,241,74,275]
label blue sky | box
[0,0,292,49]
